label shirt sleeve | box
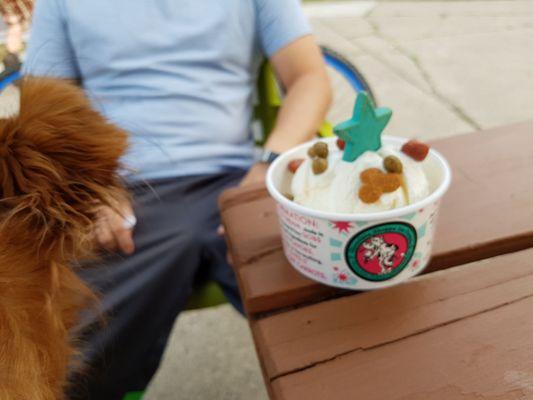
[22,0,80,79]
[256,0,312,57]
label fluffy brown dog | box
[0,77,128,399]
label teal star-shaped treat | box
[333,92,392,162]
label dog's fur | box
[0,77,128,399]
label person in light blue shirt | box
[24,1,331,398]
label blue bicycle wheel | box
[0,51,23,90]
[0,71,21,91]
[321,45,376,105]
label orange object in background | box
[0,0,33,22]
[0,0,34,54]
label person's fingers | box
[239,163,268,187]
[217,224,225,236]
[113,225,135,255]
[94,221,117,251]
[108,210,136,255]
[93,200,136,254]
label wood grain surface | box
[256,248,533,399]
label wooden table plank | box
[220,121,533,315]
[427,121,533,271]
[273,297,533,399]
[238,250,342,314]
[254,248,533,399]
[221,194,279,268]
[254,248,533,378]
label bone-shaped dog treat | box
[359,168,402,204]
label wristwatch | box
[257,148,280,164]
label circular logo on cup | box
[345,222,417,282]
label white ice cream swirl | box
[291,143,430,214]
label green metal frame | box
[254,62,282,145]
[186,281,227,310]
[123,391,144,400]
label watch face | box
[262,151,272,163]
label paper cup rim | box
[266,135,452,222]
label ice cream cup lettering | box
[266,136,452,290]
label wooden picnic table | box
[219,121,533,399]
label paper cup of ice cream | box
[266,93,451,290]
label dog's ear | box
[0,77,128,262]
[5,77,128,192]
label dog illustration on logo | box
[362,236,399,274]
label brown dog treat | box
[336,138,345,150]
[359,168,402,203]
[312,157,328,174]
[380,173,403,193]
[287,158,304,174]
[359,185,382,204]
[313,142,329,159]
[307,146,317,158]
[401,139,430,161]
[383,155,403,173]
[360,168,383,184]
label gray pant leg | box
[69,171,245,400]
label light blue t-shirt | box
[24,0,311,180]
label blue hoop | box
[0,71,21,91]
[323,52,366,93]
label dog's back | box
[0,77,128,399]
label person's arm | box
[240,0,332,186]
[240,36,331,186]
[265,35,331,154]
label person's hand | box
[94,198,136,255]
[239,162,269,187]
[217,163,269,240]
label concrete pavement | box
[144,1,533,399]
[316,0,533,139]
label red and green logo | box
[345,222,417,281]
